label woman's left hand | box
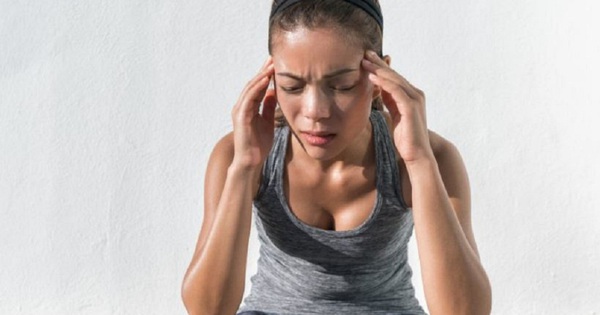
[362,50,434,166]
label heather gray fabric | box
[237,110,426,315]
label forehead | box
[271,27,364,76]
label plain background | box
[1,0,599,314]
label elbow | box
[430,300,491,315]
[478,276,493,315]
[462,298,492,315]
[465,274,493,315]
[457,270,492,315]
[462,259,493,315]
[181,278,241,315]
[181,279,202,315]
[472,266,493,315]
[181,278,213,315]
[429,273,493,315]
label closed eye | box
[279,85,304,93]
[332,85,357,92]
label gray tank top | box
[237,110,426,314]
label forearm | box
[182,165,258,315]
[407,159,491,315]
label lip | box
[300,131,336,146]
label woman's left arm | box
[363,51,492,315]
[410,131,492,315]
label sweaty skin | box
[182,26,492,315]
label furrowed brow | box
[275,68,358,81]
[276,72,304,80]
[323,68,358,79]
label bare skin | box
[182,27,491,315]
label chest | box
[283,163,378,232]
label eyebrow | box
[276,68,358,80]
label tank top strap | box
[370,110,410,209]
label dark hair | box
[268,0,384,126]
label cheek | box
[275,94,300,119]
[342,81,374,109]
[275,92,293,108]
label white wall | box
[1,1,598,314]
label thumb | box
[261,89,277,124]
[381,89,400,119]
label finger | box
[380,89,401,117]
[369,72,420,120]
[250,68,274,103]
[364,50,389,67]
[362,57,417,91]
[233,59,274,123]
[362,53,423,101]
[240,66,275,114]
[378,75,427,124]
[379,83,406,120]
[237,63,273,101]
[366,65,422,102]
[242,63,274,96]
[260,56,273,70]
[361,60,403,86]
[237,57,274,100]
[261,89,277,124]
[368,72,411,105]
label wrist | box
[227,161,262,179]
[404,155,439,178]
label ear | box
[383,54,391,66]
[371,54,393,100]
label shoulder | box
[429,131,462,162]
[428,130,470,192]
[207,132,235,169]
[204,132,235,195]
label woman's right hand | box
[230,57,277,171]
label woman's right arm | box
[181,134,259,315]
[181,57,276,315]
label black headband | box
[270,0,383,31]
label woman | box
[182,0,492,314]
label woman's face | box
[271,27,377,161]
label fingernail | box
[367,50,378,57]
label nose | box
[303,87,332,122]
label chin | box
[299,140,347,162]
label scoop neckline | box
[275,112,384,237]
